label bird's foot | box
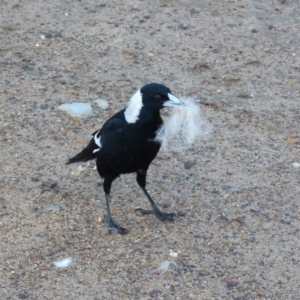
[136,206,175,222]
[106,217,129,235]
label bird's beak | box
[164,93,186,107]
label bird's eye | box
[154,95,162,101]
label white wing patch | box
[93,131,102,153]
[124,89,143,124]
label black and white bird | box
[67,83,185,234]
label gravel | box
[1,0,299,299]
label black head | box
[140,83,185,110]
[124,83,185,124]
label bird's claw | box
[106,217,129,235]
[135,207,175,222]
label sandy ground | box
[1,0,300,299]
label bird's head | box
[124,83,185,124]
[140,83,185,110]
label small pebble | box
[148,290,162,297]
[228,124,240,130]
[22,57,31,62]
[76,165,85,173]
[169,250,178,257]
[249,209,260,215]
[248,236,256,242]
[42,180,58,189]
[17,294,29,299]
[22,64,34,71]
[177,211,186,217]
[221,184,232,190]
[32,206,39,212]
[267,124,284,134]
[40,104,50,110]
[42,29,62,37]
[287,138,299,145]
[94,99,109,109]
[238,92,250,98]
[33,43,41,51]
[178,23,187,30]
[184,160,195,169]
[46,205,60,212]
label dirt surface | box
[1,0,300,299]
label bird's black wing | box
[66,110,125,165]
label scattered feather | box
[53,257,73,268]
[150,260,177,276]
[292,162,300,168]
[155,97,212,150]
[169,250,178,257]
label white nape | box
[124,90,144,124]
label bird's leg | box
[103,177,128,234]
[135,169,175,222]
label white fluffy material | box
[155,97,212,149]
[53,257,73,268]
[150,260,177,276]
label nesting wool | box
[155,97,212,150]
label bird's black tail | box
[66,143,98,165]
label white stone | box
[58,102,93,118]
[94,99,109,109]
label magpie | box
[67,83,185,234]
